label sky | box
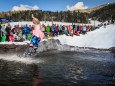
[0,0,114,12]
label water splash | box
[0,39,114,64]
[0,54,44,64]
[36,39,81,53]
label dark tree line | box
[0,3,114,23]
[0,10,89,23]
[90,3,115,22]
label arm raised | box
[32,14,40,24]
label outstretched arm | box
[32,14,40,24]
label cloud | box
[66,5,70,10]
[12,4,39,11]
[67,2,88,11]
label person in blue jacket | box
[23,24,31,40]
[53,24,58,36]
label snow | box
[90,20,101,26]
[7,21,93,28]
[1,21,115,49]
[54,24,115,49]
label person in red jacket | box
[79,25,82,34]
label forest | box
[0,3,114,23]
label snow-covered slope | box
[54,24,115,49]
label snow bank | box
[54,24,115,49]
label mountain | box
[76,2,115,13]
[90,2,115,22]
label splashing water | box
[0,54,44,64]
[0,39,114,65]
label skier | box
[25,14,45,56]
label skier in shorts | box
[25,14,45,56]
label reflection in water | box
[66,64,86,81]
[14,64,23,75]
[0,49,115,86]
[0,60,41,86]
[31,64,41,86]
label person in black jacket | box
[5,24,11,42]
